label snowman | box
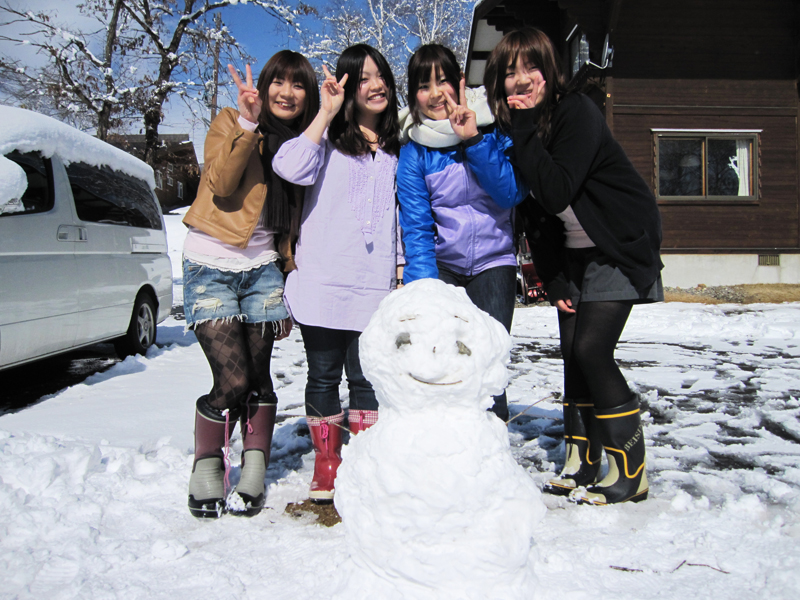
[333,279,546,600]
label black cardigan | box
[510,93,663,302]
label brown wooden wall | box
[606,0,799,252]
[611,0,798,81]
[469,0,800,251]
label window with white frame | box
[155,171,163,189]
[653,129,759,201]
[167,175,174,187]
[177,181,184,199]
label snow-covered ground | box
[1,213,798,599]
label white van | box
[0,106,173,370]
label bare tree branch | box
[300,0,474,105]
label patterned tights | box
[193,319,276,411]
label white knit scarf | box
[398,86,495,149]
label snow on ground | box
[0,213,799,599]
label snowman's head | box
[359,279,511,412]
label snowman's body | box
[334,279,546,599]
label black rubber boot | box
[490,392,510,422]
[229,391,278,517]
[188,397,238,519]
[543,399,603,496]
[570,396,648,505]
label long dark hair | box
[253,50,319,232]
[328,44,401,157]
[255,50,319,133]
[484,28,566,139]
[406,44,462,125]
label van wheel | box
[115,294,157,358]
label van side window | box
[66,162,163,230]
[0,151,54,217]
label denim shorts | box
[182,258,289,329]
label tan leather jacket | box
[183,107,301,272]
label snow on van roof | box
[0,105,156,198]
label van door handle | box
[57,224,75,241]
[57,225,87,242]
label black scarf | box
[258,113,300,233]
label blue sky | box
[221,1,310,61]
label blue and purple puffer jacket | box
[397,128,529,283]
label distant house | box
[107,134,200,212]
[466,0,800,286]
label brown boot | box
[188,397,238,519]
[307,411,345,502]
[230,391,278,517]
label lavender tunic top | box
[272,133,400,332]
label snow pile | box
[0,105,155,208]
[334,279,546,599]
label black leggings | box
[557,300,632,410]
[193,320,276,411]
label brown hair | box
[328,44,401,157]
[406,44,462,125]
[484,28,566,138]
[255,50,320,133]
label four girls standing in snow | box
[272,44,402,501]
[484,28,663,505]
[184,26,660,515]
[182,51,318,517]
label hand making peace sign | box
[507,71,547,110]
[320,64,349,118]
[445,78,479,141]
[228,63,261,123]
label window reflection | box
[657,134,755,199]
[658,139,702,196]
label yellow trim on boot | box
[604,446,646,479]
[596,408,640,419]
[568,435,602,465]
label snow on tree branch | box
[299,0,475,105]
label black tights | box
[558,300,633,410]
[193,320,276,411]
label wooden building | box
[466,0,800,286]
[107,134,200,213]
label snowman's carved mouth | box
[408,374,462,386]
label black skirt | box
[564,246,663,307]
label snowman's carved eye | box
[396,332,412,349]
[456,341,471,356]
